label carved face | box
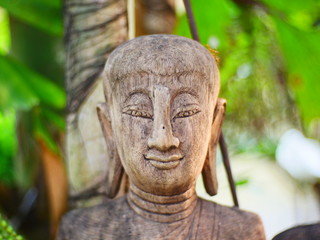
[109,73,216,195]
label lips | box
[144,153,183,170]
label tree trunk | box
[64,0,128,207]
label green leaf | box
[235,178,249,186]
[260,0,320,30]
[0,110,16,185]
[0,55,39,110]
[175,0,239,49]
[260,0,316,13]
[21,68,66,110]
[274,18,320,127]
[0,213,24,239]
[0,0,62,35]
[0,55,65,111]
[0,8,10,54]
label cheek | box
[172,113,211,150]
[119,116,152,149]
[115,116,153,178]
[172,118,188,143]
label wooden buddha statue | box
[57,34,266,240]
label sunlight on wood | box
[128,0,135,39]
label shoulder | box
[200,199,266,240]
[56,197,128,240]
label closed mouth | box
[144,154,183,170]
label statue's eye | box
[123,108,153,119]
[174,108,201,119]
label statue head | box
[97,34,226,198]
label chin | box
[138,173,195,196]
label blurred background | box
[0,0,319,239]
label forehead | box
[115,72,210,100]
[103,35,219,100]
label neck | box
[127,184,198,223]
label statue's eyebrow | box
[173,87,200,100]
[123,89,151,104]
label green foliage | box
[0,55,38,111]
[0,1,64,187]
[0,9,10,54]
[0,55,65,111]
[176,0,239,49]
[235,178,249,186]
[0,111,16,185]
[0,0,62,35]
[0,213,24,240]
[274,18,320,127]
[0,54,65,159]
[232,135,278,159]
[260,0,319,31]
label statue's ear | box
[202,98,226,196]
[97,102,124,198]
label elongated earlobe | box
[97,103,124,198]
[202,98,226,196]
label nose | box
[147,122,180,151]
[147,85,180,151]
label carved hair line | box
[111,70,209,82]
